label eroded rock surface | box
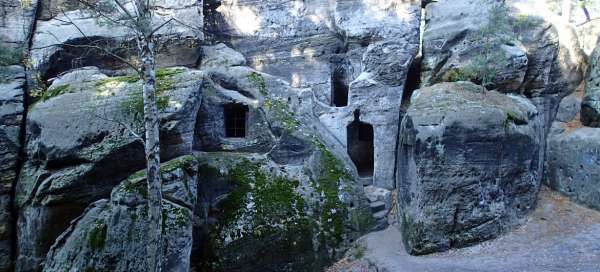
[207,0,421,188]
[43,156,198,272]
[397,81,542,255]
[191,64,373,271]
[582,44,600,127]
[547,128,600,210]
[30,0,204,81]
[0,65,26,271]
[421,0,584,131]
[16,67,204,271]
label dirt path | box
[330,187,600,272]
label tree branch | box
[92,105,145,145]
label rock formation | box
[0,0,599,271]
[397,81,542,254]
[582,44,600,127]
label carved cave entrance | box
[331,66,349,107]
[347,112,374,177]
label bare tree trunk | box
[133,0,162,270]
[139,35,163,272]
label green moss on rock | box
[198,158,325,271]
[247,72,268,95]
[93,68,185,119]
[264,99,301,131]
[89,221,107,251]
[40,84,73,101]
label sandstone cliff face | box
[0,0,599,271]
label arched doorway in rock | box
[347,110,374,177]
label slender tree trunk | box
[138,36,163,272]
[134,0,163,270]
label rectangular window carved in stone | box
[224,104,248,138]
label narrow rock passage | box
[330,187,600,272]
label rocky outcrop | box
[0,0,39,47]
[207,0,421,188]
[30,0,203,81]
[397,82,542,255]
[0,65,26,271]
[582,44,600,127]
[0,0,38,268]
[421,0,584,131]
[547,128,600,210]
[191,64,373,271]
[555,93,582,123]
[43,155,198,272]
[15,67,203,271]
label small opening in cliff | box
[331,66,349,107]
[347,110,374,177]
[224,103,248,138]
[401,57,422,112]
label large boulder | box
[547,128,600,210]
[15,67,203,271]
[396,81,543,255]
[193,150,372,272]
[582,44,600,127]
[43,155,198,272]
[0,65,26,271]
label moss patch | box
[504,110,527,128]
[312,140,352,246]
[89,221,107,251]
[95,68,185,120]
[264,98,301,131]
[199,159,319,271]
[120,155,195,198]
[0,44,23,66]
[40,84,73,101]
[247,72,268,95]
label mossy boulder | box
[193,151,373,272]
[15,67,204,271]
[43,156,198,272]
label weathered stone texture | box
[397,82,542,255]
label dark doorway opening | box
[224,104,248,138]
[347,111,374,177]
[331,66,349,107]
